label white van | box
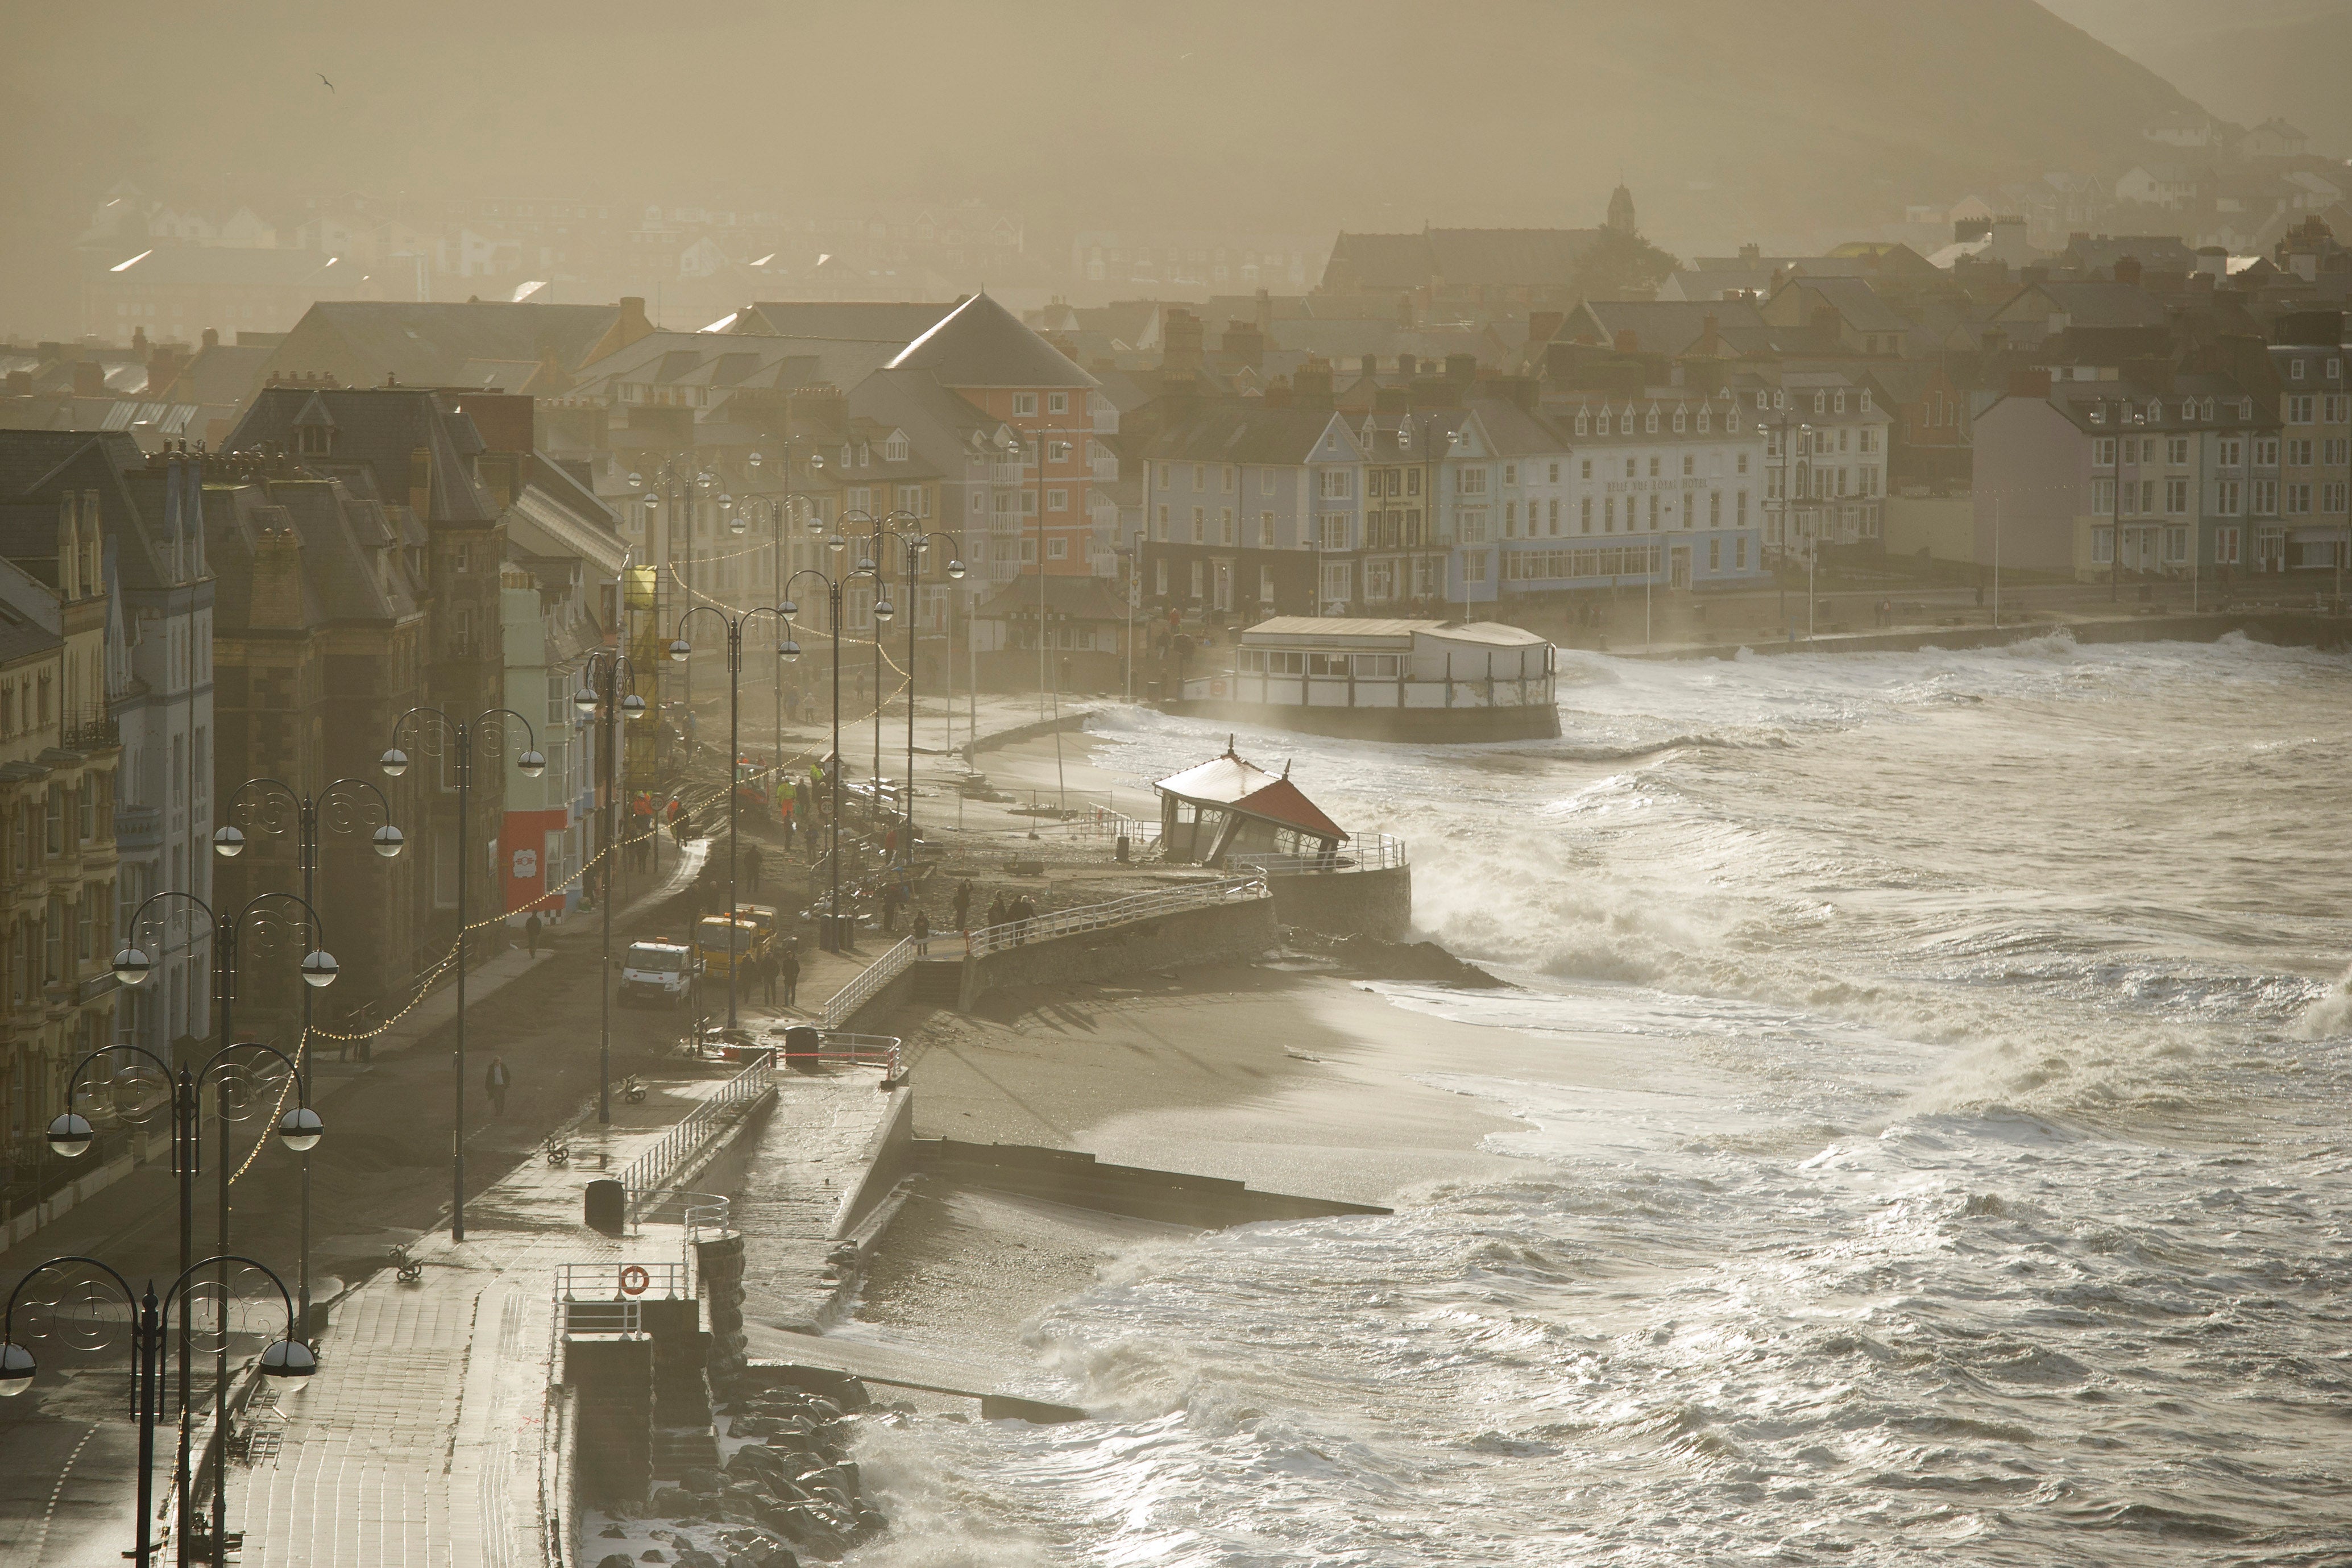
[619,941,696,1007]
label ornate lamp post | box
[59,886,332,1566]
[572,640,648,1122]
[211,777,397,1346]
[666,602,790,1028]
[0,1252,314,1567]
[626,458,715,733]
[780,560,885,951]
[842,517,966,857]
[380,707,544,1242]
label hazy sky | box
[0,1,2254,332]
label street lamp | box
[68,883,331,1567]
[575,632,649,1122]
[749,443,827,787]
[212,775,399,1348]
[0,1252,311,1567]
[380,706,543,1242]
[781,563,883,951]
[629,459,706,731]
[842,515,963,857]
[669,602,791,1028]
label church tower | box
[1606,183,1636,235]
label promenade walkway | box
[227,1071,751,1568]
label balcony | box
[115,806,163,853]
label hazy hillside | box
[5,0,2208,326]
[2041,0,2351,156]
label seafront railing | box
[964,876,1269,959]
[1232,832,1408,877]
[619,1053,774,1221]
[819,935,917,1029]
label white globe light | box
[729,513,748,536]
[301,950,339,988]
[627,471,643,488]
[874,598,895,622]
[517,749,547,779]
[372,824,405,859]
[947,558,967,579]
[572,686,599,716]
[213,824,247,858]
[669,638,691,663]
[46,1113,94,1159]
[0,1342,35,1395]
[113,947,154,987]
[748,451,762,468]
[278,1106,323,1152]
[380,748,409,778]
[779,639,801,662]
[259,1339,317,1379]
[621,694,649,720]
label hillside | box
[2040,0,2350,158]
[2,1,2212,325]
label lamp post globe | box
[259,1339,317,1379]
[627,471,643,488]
[779,638,801,662]
[572,686,599,717]
[212,824,246,858]
[729,512,748,537]
[379,747,409,778]
[0,1342,34,1395]
[621,693,649,720]
[669,638,691,663]
[45,1112,93,1159]
[111,947,154,987]
[517,749,547,779]
[874,598,895,622]
[278,1106,325,1152]
[947,558,967,579]
[300,950,340,988]
[372,823,405,858]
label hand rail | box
[1232,832,1408,876]
[818,936,916,1030]
[964,876,1267,959]
[774,1029,903,1079]
[617,1055,774,1220]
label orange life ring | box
[618,1264,650,1297]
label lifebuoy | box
[618,1264,650,1297]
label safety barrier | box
[964,877,1268,959]
[555,1259,687,1335]
[1232,832,1408,877]
[818,936,916,1029]
[776,1030,904,1078]
[617,1055,774,1221]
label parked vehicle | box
[693,914,769,978]
[620,940,697,1007]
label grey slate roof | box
[228,385,500,524]
[1147,405,1345,466]
[260,300,627,389]
[886,294,1097,389]
[740,302,961,342]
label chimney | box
[3,371,29,397]
[462,392,536,455]
[1396,292,1416,328]
[202,326,219,350]
[1613,329,1638,354]
[618,295,652,339]
[72,360,104,398]
[1215,319,1265,375]
[1698,312,1720,356]
[1293,356,1334,411]
[249,517,306,629]
[2006,367,2052,399]
[1261,376,1294,409]
[2114,255,2143,288]
[1739,242,1761,264]
[1811,305,1841,342]
[1528,310,1564,347]
[1398,355,1418,378]
[1254,287,1274,335]
[1445,353,1477,387]
[146,345,180,396]
[132,325,149,355]
[409,445,433,517]
[1160,308,1204,375]
[1374,384,1411,413]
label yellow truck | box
[693,913,770,977]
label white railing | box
[618,1055,774,1219]
[965,877,1268,959]
[1233,832,1409,877]
[1023,808,1161,843]
[775,1029,904,1078]
[819,936,916,1029]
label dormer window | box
[2201,399,2215,421]
[1814,392,1827,414]
[1672,408,1687,434]
[885,433,909,463]
[1596,412,1610,436]
[1859,389,1873,412]
[1834,391,1847,414]
[1754,391,1768,409]
[2291,359,2305,380]
[1644,409,1659,434]
[1697,408,1711,433]
[1575,409,1590,436]
[298,424,331,455]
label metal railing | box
[1023,807,1161,843]
[1233,832,1409,877]
[819,936,916,1029]
[965,876,1268,959]
[776,1029,903,1078]
[617,1055,774,1219]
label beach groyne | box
[1268,862,1412,940]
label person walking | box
[1010,894,1035,946]
[484,1056,512,1119]
[760,948,779,1006]
[987,891,1009,930]
[912,905,931,955]
[779,945,801,1008]
[524,910,542,960]
[881,881,903,933]
[952,878,972,932]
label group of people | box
[736,943,801,1009]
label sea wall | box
[828,1086,916,1239]
[1634,609,2352,663]
[1270,865,1412,940]
[958,897,1277,1008]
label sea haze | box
[846,633,2352,1566]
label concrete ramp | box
[749,1342,1085,1424]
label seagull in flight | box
[318,72,334,92]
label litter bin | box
[783,1024,824,1074]
[584,1177,626,1235]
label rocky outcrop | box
[638,1380,882,1564]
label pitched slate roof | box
[739,301,961,341]
[229,385,500,524]
[259,300,629,391]
[1774,276,1914,333]
[886,293,1097,389]
[1563,299,1776,355]
[972,573,1129,622]
[1147,405,1346,466]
